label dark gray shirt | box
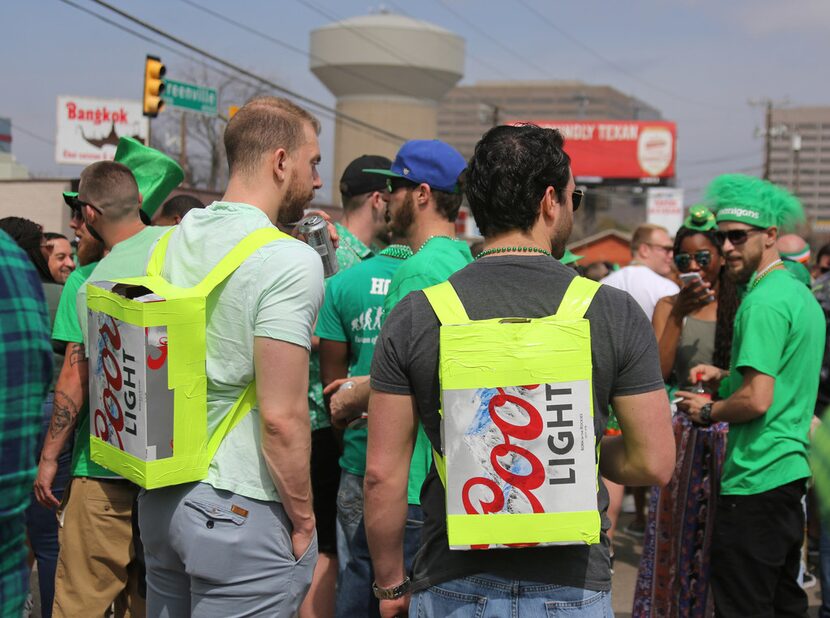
[371,255,664,592]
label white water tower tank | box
[310,12,464,191]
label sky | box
[2,0,829,204]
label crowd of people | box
[2,94,830,618]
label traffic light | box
[143,55,166,117]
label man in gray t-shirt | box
[364,124,675,616]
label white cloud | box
[730,0,830,36]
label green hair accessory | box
[707,174,804,231]
[683,205,717,231]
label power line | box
[69,0,410,146]
[178,0,461,108]
[432,0,553,79]
[12,124,55,146]
[515,0,739,114]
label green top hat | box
[63,137,183,222]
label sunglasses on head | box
[674,250,712,271]
[715,228,764,246]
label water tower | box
[310,12,464,191]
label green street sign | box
[163,79,217,116]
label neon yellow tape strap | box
[145,228,176,277]
[447,510,601,546]
[556,277,601,320]
[206,381,258,460]
[194,227,292,296]
[422,281,470,325]
[433,448,447,486]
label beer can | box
[297,215,339,277]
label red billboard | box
[522,120,677,180]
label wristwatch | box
[699,402,714,425]
[372,577,411,600]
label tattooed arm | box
[34,342,88,509]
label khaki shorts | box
[52,477,144,618]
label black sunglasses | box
[674,250,712,271]
[571,189,583,211]
[715,228,764,247]
[69,196,103,218]
[386,177,418,194]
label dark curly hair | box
[0,216,53,283]
[673,227,740,370]
[466,124,571,236]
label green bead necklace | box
[417,235,455,253]
[476,246,552,259]
[379,244,413,260]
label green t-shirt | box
[308,222,374,431]
[384,236,473,504]
[720,269,825,495]
[51,262,114,478]
[315,249,409,475]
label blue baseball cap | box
[363,139,466,193]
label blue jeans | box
[410,574,612,617]
[336,495,424,618]
[24,393,73,618]
[335,471,364,583]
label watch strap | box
[372,577,411,600]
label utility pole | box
[749,97,789,181]
[179,111,188,186]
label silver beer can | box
[297,214,339,278]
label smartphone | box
[679,272,715,302]
[679,272,703,287]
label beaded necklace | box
[750,258,784,290]
[476,246,552,259]
[379,244,413,260]
[416,235,455,254]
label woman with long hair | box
[633,207,740,617]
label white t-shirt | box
[161,201,324,502]
[601,264,679,321]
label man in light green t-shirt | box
[137,97,326,617]
[678,174,824,616]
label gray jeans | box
[138,482,317,617]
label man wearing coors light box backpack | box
[365,124,675,616]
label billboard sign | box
[647,187,684,236]
[525,120,677,181]
[56,96,149,165]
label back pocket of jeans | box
[183,499,248,527]
[414,586,487,618]
[545,589,609,617]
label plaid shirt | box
[0,231,52,613]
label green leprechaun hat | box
[63,137,183,223]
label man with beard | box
[34,140,183,617]
[677,174,824,617]
[137,96,325,616]
[364,124,673,616]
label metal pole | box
[764,100,772,180]
[179,111,187,184]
